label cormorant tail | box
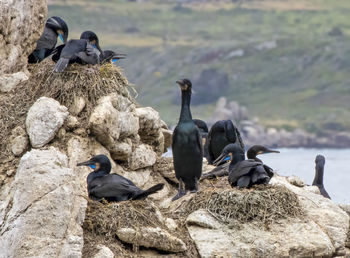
[53,58,69,72]
[132,183,164,200]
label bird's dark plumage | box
[53,31,102,72]
[193,119,210,161]
[172,79,203,201]
[227,145,279,188]
[313,155,330,199]
[28,16,68,63]
[207,120,244,165]
[77,155,164,202]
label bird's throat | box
[179,91,192,122]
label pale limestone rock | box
[287,175,306,187]
[93,245,114,258]
[165,218,178,231]
[69,97,86,116]
[0,147,85,258]
[116,227,186,253]
[10,126,28,156]
[0,72,28,93]
[135,107,163,135]
[118,111,139,138]
[110,93,135,112]
[66,115,79,129]
[26,97,68,148]
[161,128,172,150]
[186,209,221,229]
[128,144,157,170]
[110,139,132,161]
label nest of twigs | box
[0,59,136,161]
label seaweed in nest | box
[0,59,137,161]
[83,200,199,257]
[172,185,304,227]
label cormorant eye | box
[88,164,96,169]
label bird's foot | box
[171,189,187,201]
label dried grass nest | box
[0,60,136,160]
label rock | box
[116,227,186,253]
[26,97,69,148]
[339,204,350,248]
[10,126,28,156]
[118,111,139,138]
[0,0,47,75]
[128,144,157,170]
[135,107,163,136]
[0,147,86,258]
[0,72,28,93]
[153,157,177,184]
[165,218,178,231]
[186,209,221,229]
[161,128,172,150]
[65,115,79,129]
[110,93,135,112]
[110,139,132,161]
[69,97,86,116]
[93,245,114,258]
[287,175,306,187]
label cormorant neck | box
[313,166,324,186]
[247,150,257,160]
[87,170,108,184]
[229,152,245,169]
[179,90,192,122]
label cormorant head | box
[315,155,325,170]
[213,143,245,166]
[77,154,112,173]
[80,31,103,53]
[247,145,280,159]
[46,16,68,43]
[176,79,192,92]
[101,50,126,64]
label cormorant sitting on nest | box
[193,119,209,160]
[225,145,279,188]
[313,155,330,199]
[172,79,203,201]
[207,120,244,165]
[101,50,126,65]
[77,155,164,202]
[53,31,102,72]
[28,16,68,63]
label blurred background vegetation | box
[48,0,350,133]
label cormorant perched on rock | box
[207,120,244,165]
[53,31,102,72]
[225,145,279,188]
[193,119,209,160]
[77,155,164,202]
[172,79,203,201]
[28,16,68,63]
[101,50,126,64]
[313,155,330,199]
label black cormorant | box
[101,50,126,64]
[28,16,68,63]
[53,31,102,72]
[312,155,330,199]
[193,119,209,161]
[207,120,244,164]
[226,145,279,188]
[77,155,164,202]
[172,79,203,201]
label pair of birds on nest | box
[76,79,330,204]
[28,16,126,72]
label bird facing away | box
[28,16,68,63]
[77,155,164,202]
[207,120,244,165]
[313,155,331,199]
[53,31,102,72]
[193,119,210,160]
[172,79,203,201]
[224,145,279,188]
[101,50,126,65]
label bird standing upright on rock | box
[172,79,203,201]
[77,155,164,202]
[28,16,68,63]
[313,155,330,199]
[207,120,244,165]
[53,31,102,72]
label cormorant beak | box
[112,54,127,64]
[213,153,231,166]
[77,160,96,170]
[176,80,188,91]
[258,149,280,155]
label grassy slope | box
[49,0,350,132]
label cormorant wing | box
[60,39,87,59]
[228,159,262,185]
[51,44,65,63]
[196,126,204,158]
[36,27,58,50]
[75,44,100,64]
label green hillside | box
[48,0,350,133]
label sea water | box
[164,148,350,204]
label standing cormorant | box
[172,79,203,201]
[224,145,279,188]
[313,155,330,199]
[77,155,164,202]
[53,31,102,72]
[207,120,244,165]
[28,16,68,63]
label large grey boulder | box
[128,144,157,170]
[0,147,86,258]
[26,97,69,148]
